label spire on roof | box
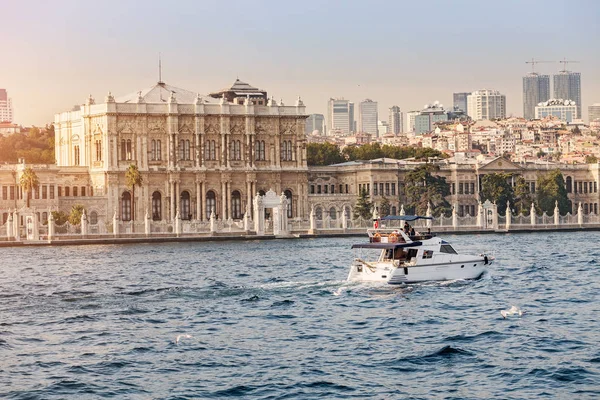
[158,53,164,84]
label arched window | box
[152,191,162,221]
[122,191,131,221]
[95,139,102,161]
[391,206,397,216]
[315,207,323,220]
[281,141,288,161]
[180,191,191,220]
[231,190,242,219]
[179,139,185,160]
[156,140,161,160]
[89,211,98,225]
[185,140,191,160]
[121,139,126,160]
[255,141,266,161]
[206,190,216,219]
[205,140,217,160]
[584,203,589,214]
[287,140,293,161]
[566,176,572,193]
[231,140,241,160]
[73,187,78,197]
[284,189,293,218]
[151,140,156,161]
[65,187,70,197]
[329,207,337,219]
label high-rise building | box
[467,89,506,120]
[358,99,378,136]
[414,102,448,134]
[327,99,354,135]
[0,89,14,123]
[305,114,325,135]
[405,111,420,133]
[377,120,389,136]
[553,71,581,119]
[523,73,550,120]
[388,106,402,134]
[589,103,600,123]
[453,92,470,114]
[535,99,577,123]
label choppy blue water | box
[1,232,599,399]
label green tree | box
[353,188,373,220]
[51,211,68,225]
[379,196,391,217]
[125,164,143,222]
[513,176,534,215]
[68,205,86,225]
[0,126,55,164]
[479,173,516,215]
[306,142,345,166]
[403,164,451,217]
[18,167,39,208]
[585,155,598,164]
[536,169,571,215]
[536,150,546,158]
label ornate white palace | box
[50,78,309,228]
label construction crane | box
[559,58,580,72]
[525,58,554,74]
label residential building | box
[415,102,447,134]
[0,89,14,123]
[388,106,402,134]
[554,71,581,119]
[358,99,378,136]
[453,92,470,114]
[327,98,354,136]
[405,111,420,133]
[306,114,325,135]
[467,89,506,120]
[535,99,578,123]
[523,73,550,120]
[588,103,600,124]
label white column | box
[196,181,201,221]
[530,203,536,227]
[554,201,560,226]
[505,201,511,231]
[221,181,226,219]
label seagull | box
[175,334,194,345]
[500,305,523,319]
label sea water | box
[1,231,599,399]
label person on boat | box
[410,227,416,236]
[403,222,410,233]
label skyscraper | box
[467,90,506,120]
[305,114,325,135]
[453,92,470,114]
[553,71,582,119]
[388,106,402,134]
[523,73,550,120]
[327,98,354,135]
[358,99,378,136]
[0,89,14,123]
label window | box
[422,250,433,259]
[310,185,315,194]
[74,145,80,166]
[73,187,78,197]
[440,245,458,254]
[121,139,126,160]
[331,184,335,194]
[206,191,216,219]
[584,182,588,194]
[380,183,384,196]
[180,191,191,220]
[95,139,102,161]
[151,140,157,161]
[459,183,464,194]
[2,186,6,200]
[324,185,328,194]
[65,187,70,197]
[10,186,15,200]
[329,207,337,219]
[284,190,293,218]
[470,183,475,194]
[205,140,217,161]
[471,205,475,216]
[385,183,390,196]
[595,182,598,193]
[573,180,577,193]
[34,186,40,199]
[391,183,396,196]
[126,139,132,160]
[50,185,55,199]
[231,190,242,219]
[584,203,589,214]
[346,184,349,194]
[391,206,397,215]
[255,140,266,161]
[152,191,162,220]
[374,183,378,196]
[81,187,86,197]
[156,140,161,160]
[57,186,62,197]
[287,140,293,161]
[339,184,343,194]
[315,207,323,220]
[281,141,287,161]
[317,185,321,194]
[42,185,47,199]
[122,192,131,221]
[89,211,98,225]
[451,183,456,194]
[231,140,241,160]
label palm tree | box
[125,164,143,222]
[19,167,39,208]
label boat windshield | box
[440,244,458,254]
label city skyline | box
[2,0,599,126]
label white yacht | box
[347,216,493,284]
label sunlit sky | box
[2,0,599,126]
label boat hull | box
[347,259,490,284]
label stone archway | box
[253,189,289,236]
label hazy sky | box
[3,0,599,126]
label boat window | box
[440,245,458,254]
[422,250,433,259]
